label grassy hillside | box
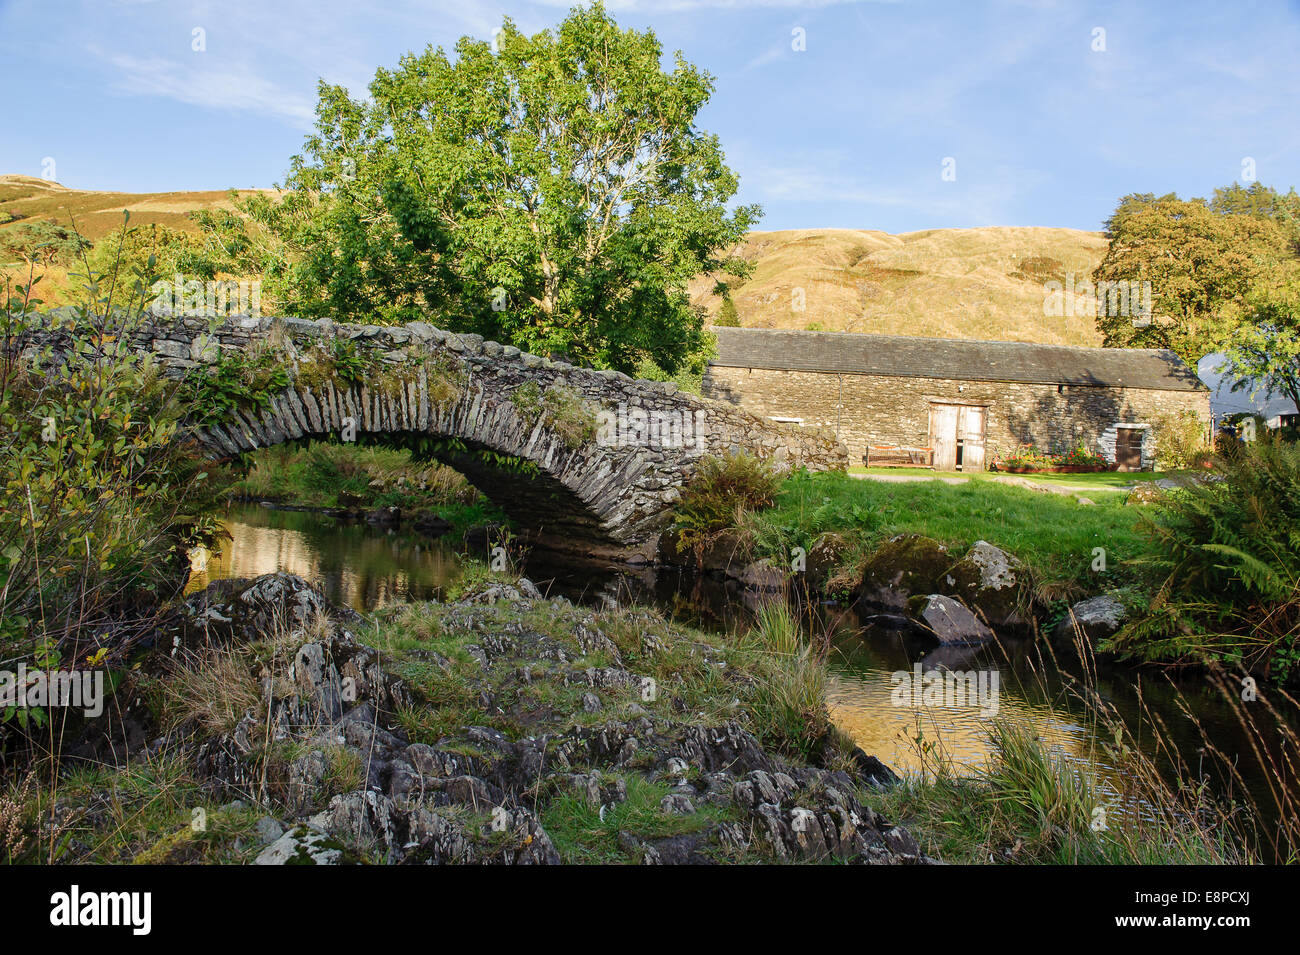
[0,174,266,240]
[691,227,1109,346]
[0,175,278,305]
[2,176,1108,345]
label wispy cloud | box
[103,51,317,127]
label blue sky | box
[1,0,1297,233]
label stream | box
[187,503,1295,847]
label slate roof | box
[709,327,1206,393]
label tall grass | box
[871,617,1292,864]
[742,599,831,761]
[155,648,263,736]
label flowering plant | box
[993,443,1110,470]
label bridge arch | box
[142,315,847,559]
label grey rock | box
[660,794,695,815]
[737,559,786,591]
[253,825,346,865]
[255,816,285,845]
[1054,594,1127,647]
[911,594,994,646]
[943,540,1025,628]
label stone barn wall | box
[704,365,1210,469]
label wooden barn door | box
[1115,428,1143,471]
[960,406,987,471]
[929,403,959,470]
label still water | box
[190,503,1292,835]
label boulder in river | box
[1053,594,1127,648]
[461,522,513,556]
[908,594,994,646]
[942,540,1026,628]
[365,506,401,526]
[804,531,856,590]
[857,534,952,613]
[698,527,755,576]
[738,558,786,591]
[412,512,453,537]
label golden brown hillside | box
[690,227,1110,346]
[2,177,1108,345]
[0,175,269,241]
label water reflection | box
[187,505,461,609]
[196,504,1293,832]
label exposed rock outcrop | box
[100,572,929,866]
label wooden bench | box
[863,445,934,468]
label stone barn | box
[704,328,1209,471]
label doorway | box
[1115,427,1144,471]
[929,402,987,471]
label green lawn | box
[747,469,1150,589]
[847,466,1182,491]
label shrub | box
[1056,444,1110,468]
[1150,409,1212,470]
[86,224,205,285]
[0,220,89,267]
[673,452,781,555]
[1108,438,1300,681]
[0,258,224,686]
[181,349,291,422]
[716,295,740,327]
[994,443,1108,470]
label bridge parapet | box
[22,312,848,558]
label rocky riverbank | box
[659,526,1128,651]
[22,572,928,865]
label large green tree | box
[1092,193,1290,363]
[221,3,758,374]
[1222,283,1300,414]
[1211,181,1300,238]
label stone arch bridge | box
[106,314,847,560]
